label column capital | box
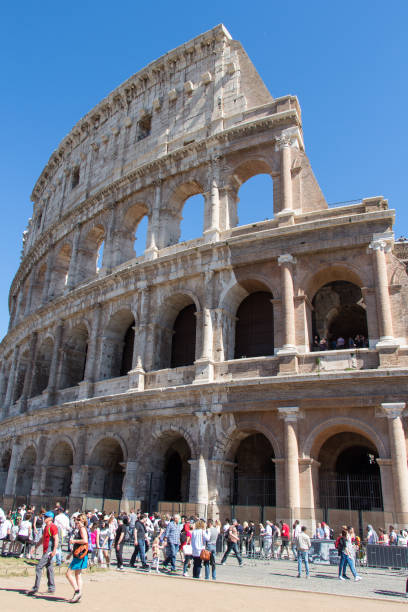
[378,402,406,418]
[369,231,394,253]
[278,406,301,421]
[278,253,296,266]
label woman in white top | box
[17,512,32,557]
[191,519,209,579]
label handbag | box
[183,544,192,556]
[200,548,211,562]
[73,543,88,559]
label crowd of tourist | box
[2,504,408,600]
[312,334,369,351]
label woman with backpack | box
[338,528,362,582]
[66,513,89,603]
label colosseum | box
[1,24,408,531]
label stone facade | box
[1,25,408,528]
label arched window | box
[237,173,274,226]
[45,442,73,497]
[30,263,47,312]
[51,243,72,298]
[0,449,11,495]
[13,350,30,403]
[171,304,197,368]
[59,323,88,389]
[235,292,274,358]
[15,446,36,497]
[96,240,104,272]
[88,438,124,499]
[312,281,368,350]
[77,225,106,283]
[233,433,275,506]
[118,204,148,264]
[318,432,383,511]
[179,194,205,243]
[31,337,54,397]
[99,310,135,380]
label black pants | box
[130,544,139,566]
[193,556,202,578]
[115,542,124,568]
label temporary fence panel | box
[366,544,408,568]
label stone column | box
[298,458,321,527]
[0,365,7,407]
[20,332,38,412]
[13,286,25,325]
[79,305,102,398]
[278,406,301,511]
[275,134,295,224]
[46,320,64,405]
[66,227,81,290]
[277,254,297,354]
[203,158,221,242]
[4,345,20,412]
[189,456,209,505]
[70,429,87,501]
[195,270,216,383]
[24,268,37,315]
[379,402,408,522]
[4,439,22,496]
[101,204,116,272]
[369,233,396,346]
[145,180,161,259]
[42,250,55,304]
[122,460,139,501]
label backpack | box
[180,530,187,544]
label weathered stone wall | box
[1,25,408,528]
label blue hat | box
[44,511,54,519]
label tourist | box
[191,519,209,579]
[292,519,301,560]
[314,522,324,539]
[338,529,361,581]
[246,520,255,558]
[66,513,89,603]
[296,526,311,578]
[0,509,12,556]
[366,524,379,544]
[27,511,59,596]
[130,513,149,569]
[378,527,389,544]
[204,518,218,580]
[336,336,345,349]
[319,337,328,350]
[279,520,290,559]
[98,520,110,567]
[389,525,398,545]
[17,512,32,557]
[151,536,163,573]
[264,520,273,559]
[114,517,125,570]
[181,520,192,576]
[162,513,181,573]
[221,519,243,566]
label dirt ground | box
[0,570,407,612]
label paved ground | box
[1,551,408,610]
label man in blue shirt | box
[163,514,181,573]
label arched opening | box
[15,446,36,497]
[163,181,204,248]
[31,337,54,397]
[51,243,71,298]
[99,310,135,380]
[0,449,11,495]
[45,442,73,497]
[232,433,276,506]
[77,224,106,283]
[119,203,149,264]
[59,323,88,389]
[13,349,30,403]
[30,264,47,311]
[179,194,205,243]
[318,432,383,510]
[235,291,274,358]
[144,433,192,510]
[88,438,124,499]
[237,173,274,226]
[171,304,197,367]
[96,240,105,272]
[312,281,368,349]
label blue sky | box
[0,0,407,340]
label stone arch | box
[219,278,276,360]
[87,436,126,499]
[118,201,149,263]
[13,347,31,403]
[305,419,384,512]
[44,439,74,496]
[77,223,106,283]
[0,447,12,495]
[59,321,89,389]
[161,180,205,247]
[311,280,368,349]
[31,336,54,397]
[304,264,366,302]
[30,262,47,311]
[98,308,136,379]
[144,428,194,508]
[15,444,37,497]
[155,291,201,370]
[51,242,72,298]
[226,158,275,227]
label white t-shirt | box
[55,513,70,536]
[264,524,273,538]
[0,518,11,539]
[18,520,31,537]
